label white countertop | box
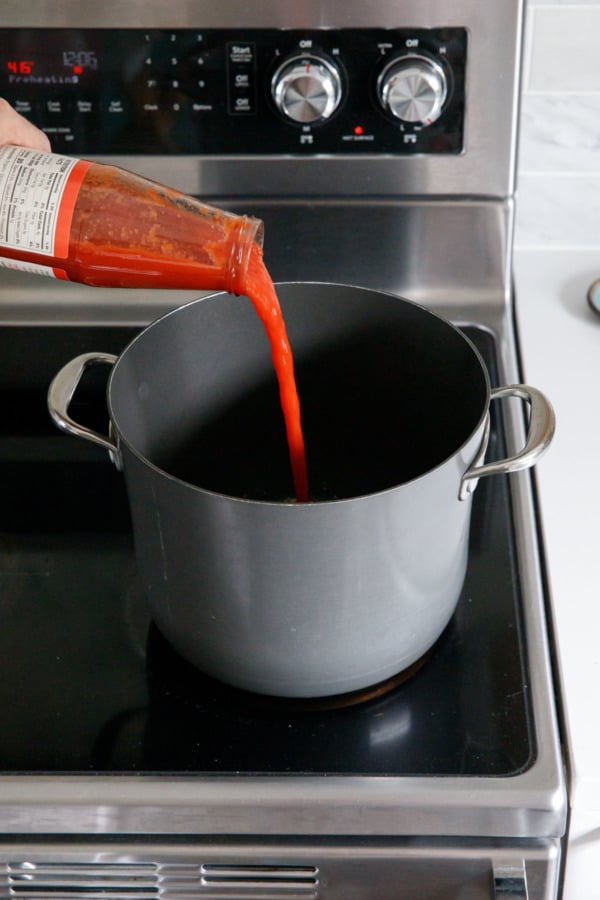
[514,248,600,818]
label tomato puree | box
[70,169,309,501]
[67,167,251,291]
[0,154,309,501]
[244,244,309,503]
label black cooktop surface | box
[0,325,534,776]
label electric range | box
[0,2,566,898]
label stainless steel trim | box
[0,766,565,839]
[0,0,525,199]
[0,199,513,326]
[0,0,519,29]
[0,840,561,900]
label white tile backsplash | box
[519,94,600,173]
[515,174,600,247]
[515,2,600,247]
[526,6,600,92]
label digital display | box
[62,50,98,71]
[5,49,99,83]
[7,60,34,75]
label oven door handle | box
[47,352,122,469]
[493,862,529,898]
[460,384,555,500]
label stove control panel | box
[0,27,466,156]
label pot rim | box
[107,281,491,507]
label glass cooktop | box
[0,324,534,776]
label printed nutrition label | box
[0,257,68,279]
[0,145,88,258]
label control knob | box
[272,54,343,124]
[377,54,448,126]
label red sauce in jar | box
[69,170,309,500]
[0,152,309,501]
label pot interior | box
[109,284,489,501]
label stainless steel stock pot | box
[48,283,555,698]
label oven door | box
[0,839,559,899]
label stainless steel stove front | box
[0,1,566,898]
[0,843,555,899]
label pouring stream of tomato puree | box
[60,168,310,502]
[244,243,309,503]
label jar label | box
[0,257,68,279]
[0,145,91,258]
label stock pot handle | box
[460,385,555,501]
[47,352,121,468]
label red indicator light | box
[354,125,364,136]
[73,65,83,74]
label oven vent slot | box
[7,861,162,899]
[5,861,320,899]
[201,864,319,897]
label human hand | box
[0,98,51,152]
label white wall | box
[514,12,600,900]
[516,0,600,248]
